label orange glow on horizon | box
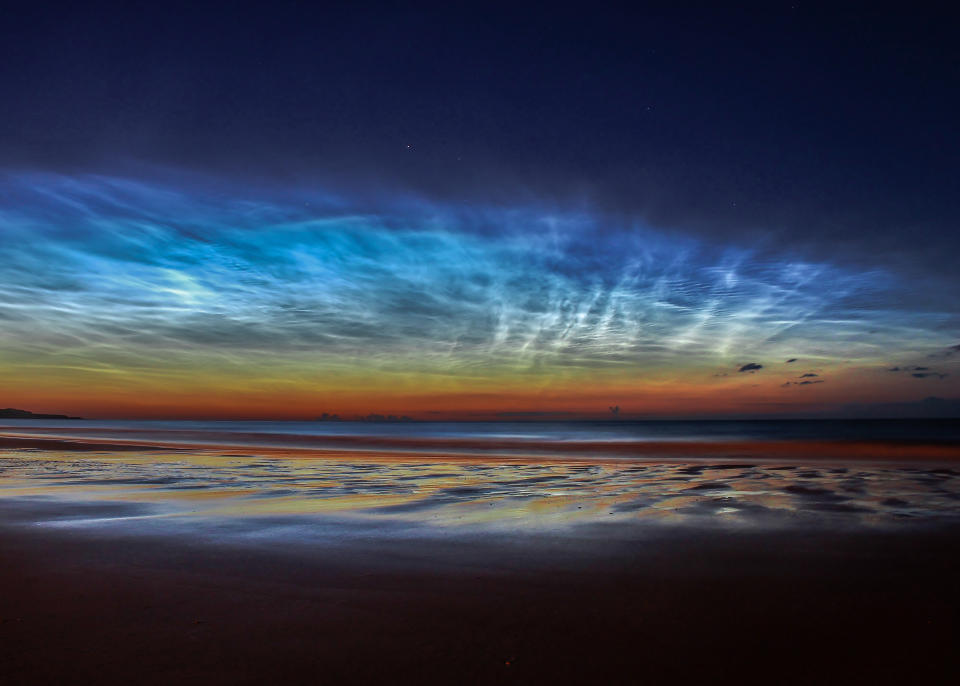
[1,362,937,420]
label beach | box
[2,421,959,684]
[3,509,959,684]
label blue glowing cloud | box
[0,171,957,414]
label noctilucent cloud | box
[1,173,957,419]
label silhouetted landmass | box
[315,413,342,422]
[0,408,82,419]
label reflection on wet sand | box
[2,448,958,535]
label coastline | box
[3,425,959,684]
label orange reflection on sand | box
[1,447,959,531]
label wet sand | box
[3,434,960,684]
[2,515,959,685]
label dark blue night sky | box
[1,3,957,418]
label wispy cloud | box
[1,172,958,408]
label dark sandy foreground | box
[2,514,959,685]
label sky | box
[0,3,958,419]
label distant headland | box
[0,408,83,420]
